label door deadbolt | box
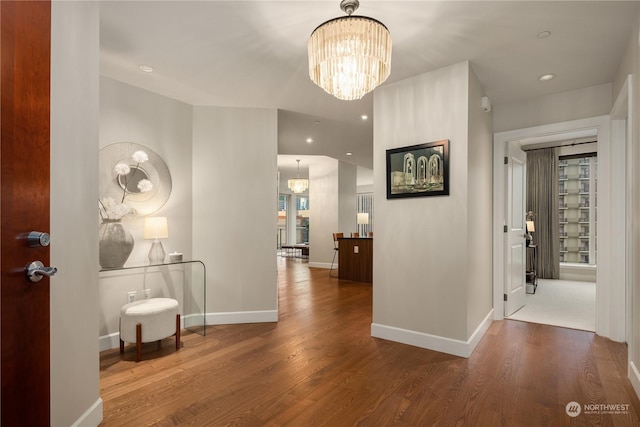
[27,231,50,248]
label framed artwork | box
[386,139,449,199]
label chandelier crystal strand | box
[308,2,391,101]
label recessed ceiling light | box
[306,138,314,143]
[539,73,555,81]
[313,120,320,125]
[139,64,154,73]
[537,31,551,39]
[361,115,368,120]
[346,152,353,156]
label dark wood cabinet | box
[338,238,373,283]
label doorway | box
[493,114,628,342]
[507,144,598,332]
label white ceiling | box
[100,1,639,173]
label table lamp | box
[526,220,535,246]
[355,212,369,238]
[357,213,369,225]
[144,217,168,264]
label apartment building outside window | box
[558,155,597,265]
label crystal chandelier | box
[308,0,392,101]
[288,160,309,194]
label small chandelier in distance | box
[288,160,309,194]
[308,0,392,101]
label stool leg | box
[136,323,142,362]
[330,249,338,277]
[119,317,124,354]
[176,314,181,350]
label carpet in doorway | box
[508,278,595,332]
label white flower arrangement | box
[99,150,153,221]
[132,150,149,163]
[113,162,130,176]
[137,179,153,193]
[98,197,135,221]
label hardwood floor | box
[100,257,640,426]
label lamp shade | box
[357,212,369,225]
[526,220,535,233]
[144,217,168,239]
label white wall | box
[192,107,278,322]
[338,161,357,235]
[358,184,373,194]
[99,77,193,265]
[99,77,194,344]
[286,191,298,246]
[371,61,493,357]
[308,158,339,267]
[493,83,613,133]
[307,158,357,268]
[613,8,640,395]
[50,2,102,425]
[466,67,494,334]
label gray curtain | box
[526,148,560,279]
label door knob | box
[25,261,57,283]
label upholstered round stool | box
[120,297,180,362]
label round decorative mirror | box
[99,142,172,217]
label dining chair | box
[330,232,343,277]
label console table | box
[338,237,373,283]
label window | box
[558,155,597,265]
[356,193,373,236]
[296,196,309,244]
[277,195,288,249]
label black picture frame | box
[386,139,450,199]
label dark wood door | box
[1,1,52,425]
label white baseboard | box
[308,262,333,269]
[629,361,640,399]
[207,310,278,325]
[183,313,203,328]
[371,309,494,358]
[70,397,103,427]
[468,310,494,354]
[99,333,120,352]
